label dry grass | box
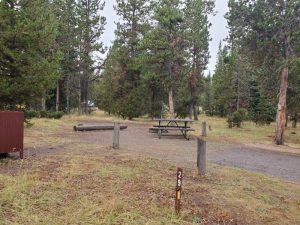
[1,149,300,225]
[1,114,300,224]
[56,110,300,148]
[192,115,300,149]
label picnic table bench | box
[149,118,195,140]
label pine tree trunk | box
[190,87,198,121]
[189,104,193,119]
[66,76,70,114]
[236,54,241,111]
[41,94,46,111]
[285,109,288,128]
[56,80,59,112]
[83,76,88,114]
[193,104,198,121]
[78,79,81,113]
[168,86,175,118]
[275,34,290,145]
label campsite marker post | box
[175,168,183,214]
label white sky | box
[101,0,229,75]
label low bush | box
[227,110,245,128]
[232,111,242,128]
[25,110,40,119]
[40,111,64,119]
[47,111,64,119]
[237,108,248,121]
[40,110,48,118]
[227,115,233,128]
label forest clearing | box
[0,113,300,224]
[1,0,300,224]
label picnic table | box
[149,118,195,140]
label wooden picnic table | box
[150,118,195,140]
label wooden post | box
[113,123,120,149]
[201,121,207,137]
[20,149,23,159]
[197,138,206,175]
[175,168,183,214]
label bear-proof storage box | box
[0,111,24,159]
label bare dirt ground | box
[20,121,300,183]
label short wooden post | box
[20,149,23,159]
[113,123,120,149]
[175,168,183,214]
[201,121,207,137]
[197,138,206,175]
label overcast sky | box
[101,0,229,75]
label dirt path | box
[16,122,300,183]
[62,122,299,183]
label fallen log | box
[73,124,128,132]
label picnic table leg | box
[158,120,161,138]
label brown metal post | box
[175,168,183,214]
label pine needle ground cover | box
[0,116,299,225]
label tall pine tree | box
[184,0,214,120]
[77,0,106,114]
[0,0,61,110]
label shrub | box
[47,111,64,119]
[232,111,243,128]
[237,108,248,121]
[25,110,40,119]
[227,110,244,128]
[291,113,297,128]
[40,110,49,118]
[40,111,64,119]
[227,115,233,128]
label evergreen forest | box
[1,0,300,145]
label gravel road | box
[74,122,300,183]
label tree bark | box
[236,54,241,111]
[66,76,70,114]
[275,34,290,145]
[169,86,175,118]
[41,94,46,111]
[56,80,59,112]
[189,83,198,120]
[193,104,198,121]
[78,79,81,113]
